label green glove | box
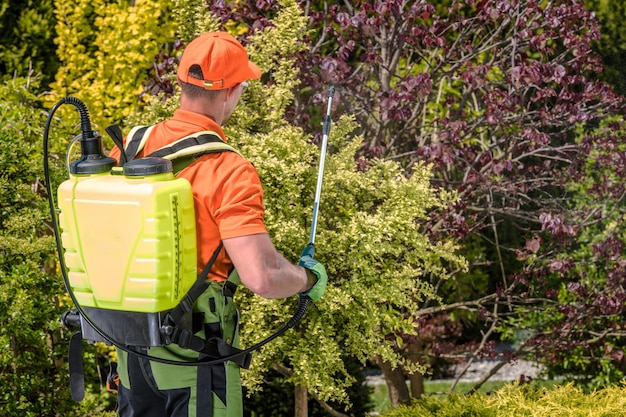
[298,244,327,302]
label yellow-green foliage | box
[121,0,224,129]
[382,382,626,416]
[236,114,465,404]
[173,0,221,41]
[51,0,102,95]
[49,0,176,130]
[243,4,310,128]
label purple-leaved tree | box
[285,0,626,404]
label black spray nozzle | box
[322,87,335,138]
[58,96,116,175]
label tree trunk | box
[409,372,425,399]
[294,384,308,417]
[406,340,425,399]
[373,356,411,407]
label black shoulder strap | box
[165,242,224,329]
[124,126,238,168]
[125,125,152,162]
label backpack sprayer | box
[44,88,334,400]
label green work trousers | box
[115,281,242,417]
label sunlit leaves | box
[49,0,176,130]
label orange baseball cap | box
[177,32,261,90]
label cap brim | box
[247,60,262,80]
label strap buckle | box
[222,280,237,298]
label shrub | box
[381,382,626,417]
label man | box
[108,32,327,417]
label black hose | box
[62,96,92,134]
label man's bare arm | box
[223,233,316,298]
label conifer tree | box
[48,0,464,412]
[49,0,176,129]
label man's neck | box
[179,96,224,125]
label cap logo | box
[204,79,225,89]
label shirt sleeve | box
[108,144,121,162]
[207,153,267,240]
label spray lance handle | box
[308,86,335,246]
[297,86,335,306]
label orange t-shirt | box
[109,109,267,282]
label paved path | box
[366,359,543,385]
[452,359,543,382]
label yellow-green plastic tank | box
[57,157,197,313]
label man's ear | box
[225,86,238,100]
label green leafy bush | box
[0,76,120,416]
[381,382,626,417]
[0,78,79,415]
[0,0,58,88]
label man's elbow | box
[239,269,276,298]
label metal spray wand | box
[309,86,336,245]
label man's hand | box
[298,244,327,302]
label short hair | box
[179,64,223,100]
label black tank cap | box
[123,157,173,176]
